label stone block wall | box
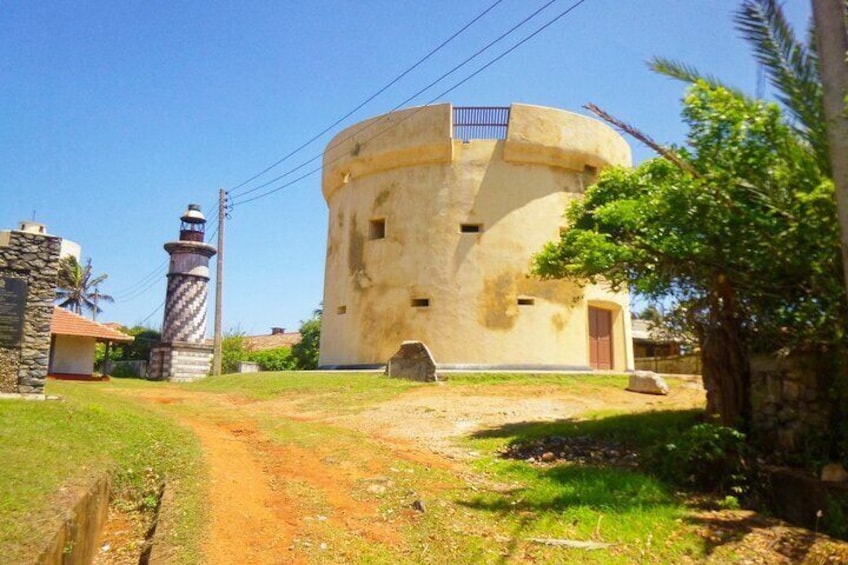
[749,352,831,454]
[148,342,212,382]
[0,230,61,394]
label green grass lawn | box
[0,380,206,564]
[1,372,717,564]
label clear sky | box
[1,0,812,335]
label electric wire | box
[229,0,559,203]
[230,0,589,208]
[111,260,168,301]
[137,299,165,328]
[227,0,506,196]
[114,264,168,303]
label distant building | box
[318,103,634,371]
[49,307,133,380]
[631,319,684,358]
[243,327,302,352]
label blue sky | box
[1,0,812,335]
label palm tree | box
[649,0,827,169]
[56,256,114,319]
[650,0,848,299]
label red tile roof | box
[243,332,302,351]
[50,308,134,343]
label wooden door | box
[588,307,613,370]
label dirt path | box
[123,381,704,563]
[115,380,848,564]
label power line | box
[112,259,168,297]
[114,265,168,303]
[227,0,506,197]
[137,299,165,328]
[230,0,559,204]
[230,0,590,208]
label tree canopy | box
[291,309,322,370]
[534,82,844,426]
[55,256,114,318]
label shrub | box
[221,331,246,374]
[245,347,294,371]
[646,423,747,495]
[291,310,321,370]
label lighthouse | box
[148,204,217,381]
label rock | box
[821,463,848,483]
[626,371,670,395]
[411,499,426,512]
[387,341,439,382]
[540,452,556,462]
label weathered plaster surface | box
[319,103,634,370]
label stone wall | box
[149,343,212,382]
[0,230,61,394]
[749,352,832,454]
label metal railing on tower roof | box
[452,106,510,141]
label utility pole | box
[812,0,848,299]
[212,188,225,375]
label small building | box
[630,319,682,359]
[243,327,302,352]
[49,307,133,380]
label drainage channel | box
[36,476,165,565]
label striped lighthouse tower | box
[148,204,217,381]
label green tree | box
[651,0,825,167]
[652,0,848,297]
[534,83,844,428]
[635,305,664,326]
[220,330,247,374]
[55,256,114,318]
[291,309,322,370]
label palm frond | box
[734,0,826,167]
[648,57,737,93]
[584,103,697,176]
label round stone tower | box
[148,204,217,381]
[319,103,635,371]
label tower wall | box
[318,103,635,371]
[162,274,209,344]
[148,213,216,382]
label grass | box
[183,371,710,562]
[0,380,206,564]
[187,370,421,413]
[459,410,708,563]
[1,372,713,563]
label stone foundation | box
[148,342,212,382]
[749,352,833,455]
[0,230,61,394]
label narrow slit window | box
[411,298,430,308]
[517,297,536,306]
[460,223,481,233]
[369,218,386,240]
[337,305,347,315]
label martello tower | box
[148,204,217,381]
[319,103,635,371]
